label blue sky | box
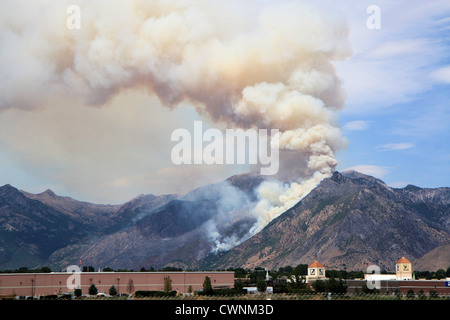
[338,86,450,188]
[0,1,448,203]
[326,0,450,189]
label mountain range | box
[0,171,448,272]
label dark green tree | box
[74,288,82,298]
[361,283,378,294]
[290,265,307,290]
[249,268,266,284]
[203,276,213,295]
[234,279,244,291]
[109,285,117,296]
[256,278,267,293]
[327,277,347,294]
[293,264,308,276]
[82,266,94,272]
[312,280,326,292]
[293,276,307,290]
[164,276,172,292]
[273,278,288,293]
[435,269,446,279]
[417,290,426,300]
[17,267,29,273]
[88,283,98,295]
[232,268,247,278]
[40,267,52,273]
[278,266,293,275]
[161,266,183,271]
[429,290,439,299]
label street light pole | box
[31,278,35,298]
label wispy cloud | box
[335,1,450,114]
[429,65,450,84]
[343,120,370,131]
[366,39,432,60]
[377,143,415,151]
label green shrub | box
[74,288,82,298]
[202,276,213,295]
[417,290,426,300]
[311,280,326,292]
[88,284,98,295]
[429,290,439,299]
[406,289,415,299]
[109,285,117,296]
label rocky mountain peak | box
[0,171,448,271]
[404,184,422,191]
[39,189,57,198]
[0,184,19,195]
[201,170,450,271]
[331,171,345,183]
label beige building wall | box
[395,257,413,280]
[0,272,234,297]
[307,261,326,280]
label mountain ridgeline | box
[200,171,449,271]
[0,171,448,272]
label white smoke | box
[0,0,351,250]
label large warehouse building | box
[0,271,234,297]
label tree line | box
[0,266,185,273]
[225,264,450,281]
[1,265,449,281]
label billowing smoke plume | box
[0,1,351,250]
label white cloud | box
[343,165,390,179]
[343,120,370,131]
[335,1,450,114]
[378,143,415,151]
[366,39,433,60]
[430,65,450,84]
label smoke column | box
[0,0,351,249]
